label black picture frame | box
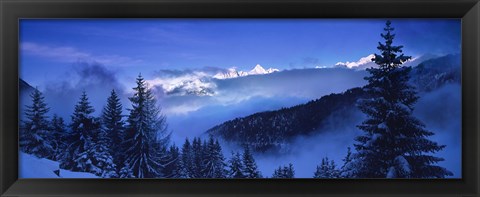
[1,0,479,196]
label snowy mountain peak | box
[249,64,267,75]
[266,67,280,73]
[213,64,280,79]
[333,53,433,70]
[335,54,376,69]
[213,67,248,79]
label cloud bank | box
[39,62,129,119]
[253,83,461,178]
[149,67,367,116]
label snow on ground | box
[19,152,99,178]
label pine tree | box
[61,91,117,177]
[283,163,295,178]
[119,162,135,178]
[271,163,294,178]
[352,20,453,178]
[50,114,68,161]
[313,157,339,178]
[20,88,54,159]
[124,74,170,178]
[191,137,204,178]
[242,146,262,178]
[339,147,354,178]
[202,137,227,178]
[61,91,96,171]
[92,128,118,178]
[272,166,282,178]
[201,139,209,175]
[228,151,246,178]
[101,89,125,171]
[180,138,194,178]
[163,145,181,178]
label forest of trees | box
[19,74,271,178]
[19,20,452,179]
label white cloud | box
[335,54,375,69]
[146,71,217,97]
[148,64,281,98]
[21,42,142,66]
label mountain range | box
[156,54,435,97]
[213,64,279,79]
[334,54,438,70]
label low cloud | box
[159,68,368,149]
[413,83,461,178]
[147,70,217,98]
[254,107,365,178]
[40,62,128,119]
[149,67,367,116]
[253,83,461,178]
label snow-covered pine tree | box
[180,138,194,178]
[124,74,170,178]
[91,127,118,178]
[202,137,227,178]
[313,157,339,178]
[192,137,204,178]
[352,20,453,178]
[339,147,354,178]
[50,114,68,161]
[283,163,295,178]
[228,151,246,178]
[163,144,181,178]
[271,166,283,178]
[62,91,117,177]
[201,139,209,176]
[242,146,262,178]
[20,88,54,159]
[271,163,294,178]
[118,162,135,178]
[61,91,96,171]
[101,89,125,171]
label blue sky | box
[20,19,460,88]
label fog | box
[254,107,365,178]
[156,68,368,144]
[248,83,461,178]
[413,83,461,178]
[168,96,309,144]
[27,62,129,120]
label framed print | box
[1,0,479,196]
[16,18,462,179]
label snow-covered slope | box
[19,152,99,178]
